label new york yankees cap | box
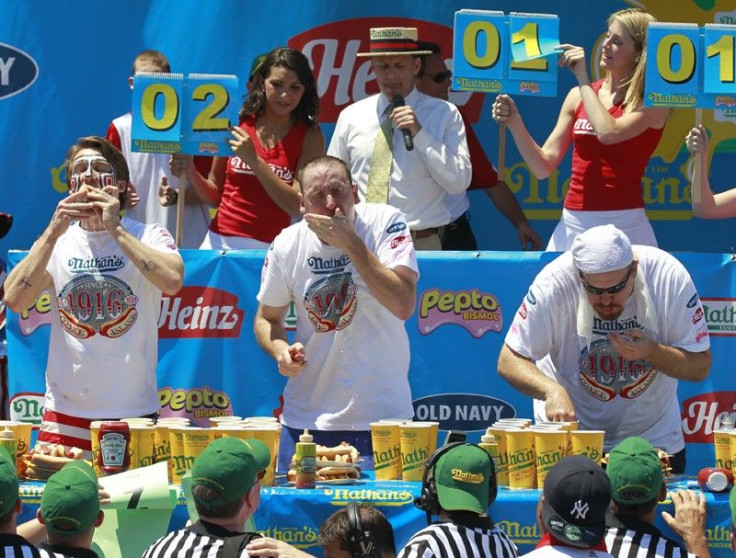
[541,455,611,548]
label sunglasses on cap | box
[424,70,452,84]
[579,263,634,295]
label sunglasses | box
[424,70,452,84]
[579,264,634,295]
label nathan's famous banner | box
[6,250,735,476]
[1,0,736,259]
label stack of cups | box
[209,416,242,428]
[369,419,438,481]
[488,420,533,488]
[239,417,280,486]
[714,417,734,472]
[168,424,193,484]
[121,418,157,470]
[155,418,190,481]
[504,426,535,489]
[569,429,605,465]
[529,423,568,488]
[0,421,32,474]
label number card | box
[453,9,559,97]
[645,22,736,109]
[132,73,240,156]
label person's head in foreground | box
[191,437,270,524]
[38,460,102,548]
[606,436,665,518]
[0,446,20,534]
[539,455,611,547]
[319,502,396,558]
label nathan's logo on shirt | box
[308,255,351,274]
[67,255,125,274]
[591,316,641,335]
[418,288,502,338]
[386,222,406,234]
[158,286,244,338]
[390,235,410,249]
[230,157,295,182]
[0,44,39,100]
[287,18,483,123]
[572,117,596,136]
[304,271,358,333]
[681,391,736,443]
[701,297,736,336]
[692,307,704,324]
[578,338,656,401]
[57,275,138,340]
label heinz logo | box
[288,18,483,122]
[413,393,515,432]
[701,297,736,336]
[681,391,736,443]
[0,43,39,100]
[158,286,244,338]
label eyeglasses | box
[579,264,634,295]
[423,70,452,84]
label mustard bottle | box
[295,429,316,488]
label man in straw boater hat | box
[498,224,711,473]
[328,26,471,250]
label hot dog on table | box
[287,442,361,482]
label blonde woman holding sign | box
[492,8,670,251]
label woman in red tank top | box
[172,47,325,249]
[492,9,670,251]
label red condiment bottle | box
[98,421,131,475]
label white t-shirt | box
[112,113,210,248]
[504,247,710,454]
[44,217,179,418]
[257,203,419,430]
[327,89,471,230]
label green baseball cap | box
[192,437,270,510]
[0,446,18,516]
[434,444,492,514]
[606,437,663,505]
[41,460,99,535]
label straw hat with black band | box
[356,27,433,57]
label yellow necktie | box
[365,107,393,204]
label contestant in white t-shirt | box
[4,136,183,454]
[498,225,710,473]
[255,155,419,471]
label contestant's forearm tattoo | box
[142,260,153,272]
[20,277,31,289]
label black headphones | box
[414,442,498,523]
[346,502,380,558]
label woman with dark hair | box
[172,47,324,249]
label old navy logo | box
[67,255,125,274]
[0,43,39,100]
[592,316,641,335]
[570,500,589,520]
[687,293,699,308]
[386,222,407,234]
[308,255,351,275]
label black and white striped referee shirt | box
[397,515,519,558]
[0,533,41,558]
[605,515,695,558]
[142,520,261,558]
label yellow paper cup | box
[487,426,515,486]
[121,417,155,426]
[714,429,733,470]
[505,428,535,489]
[243,416,279,423]
[412,421,439,448]
[168,426,190,484]
[497,418,532,427]
[156,417,191,425]
[182,427,213,472]
[729,431,736,475]
[154,423,178,465]
[128,424,157,469]
[89,420,103,477]
[400,423,435,481]
[237,425,280,486]
[532,429,567,487]
[2,421,32,465]
[569,430,605,464]
[370,422,402,480]
[209,416,243,427]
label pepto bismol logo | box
[158,386,233,427]
[413,393,515,432]
[0,43,39,100]
[418,288,503,338]
[701,297,736,336]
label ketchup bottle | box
[98,421,131,475]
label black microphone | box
[392,95,414,151]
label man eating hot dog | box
[254,155,419,472]
[4,136,183,454]
[497,225,710,473]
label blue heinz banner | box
[3,0,736,256]
[6,250,736,475]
